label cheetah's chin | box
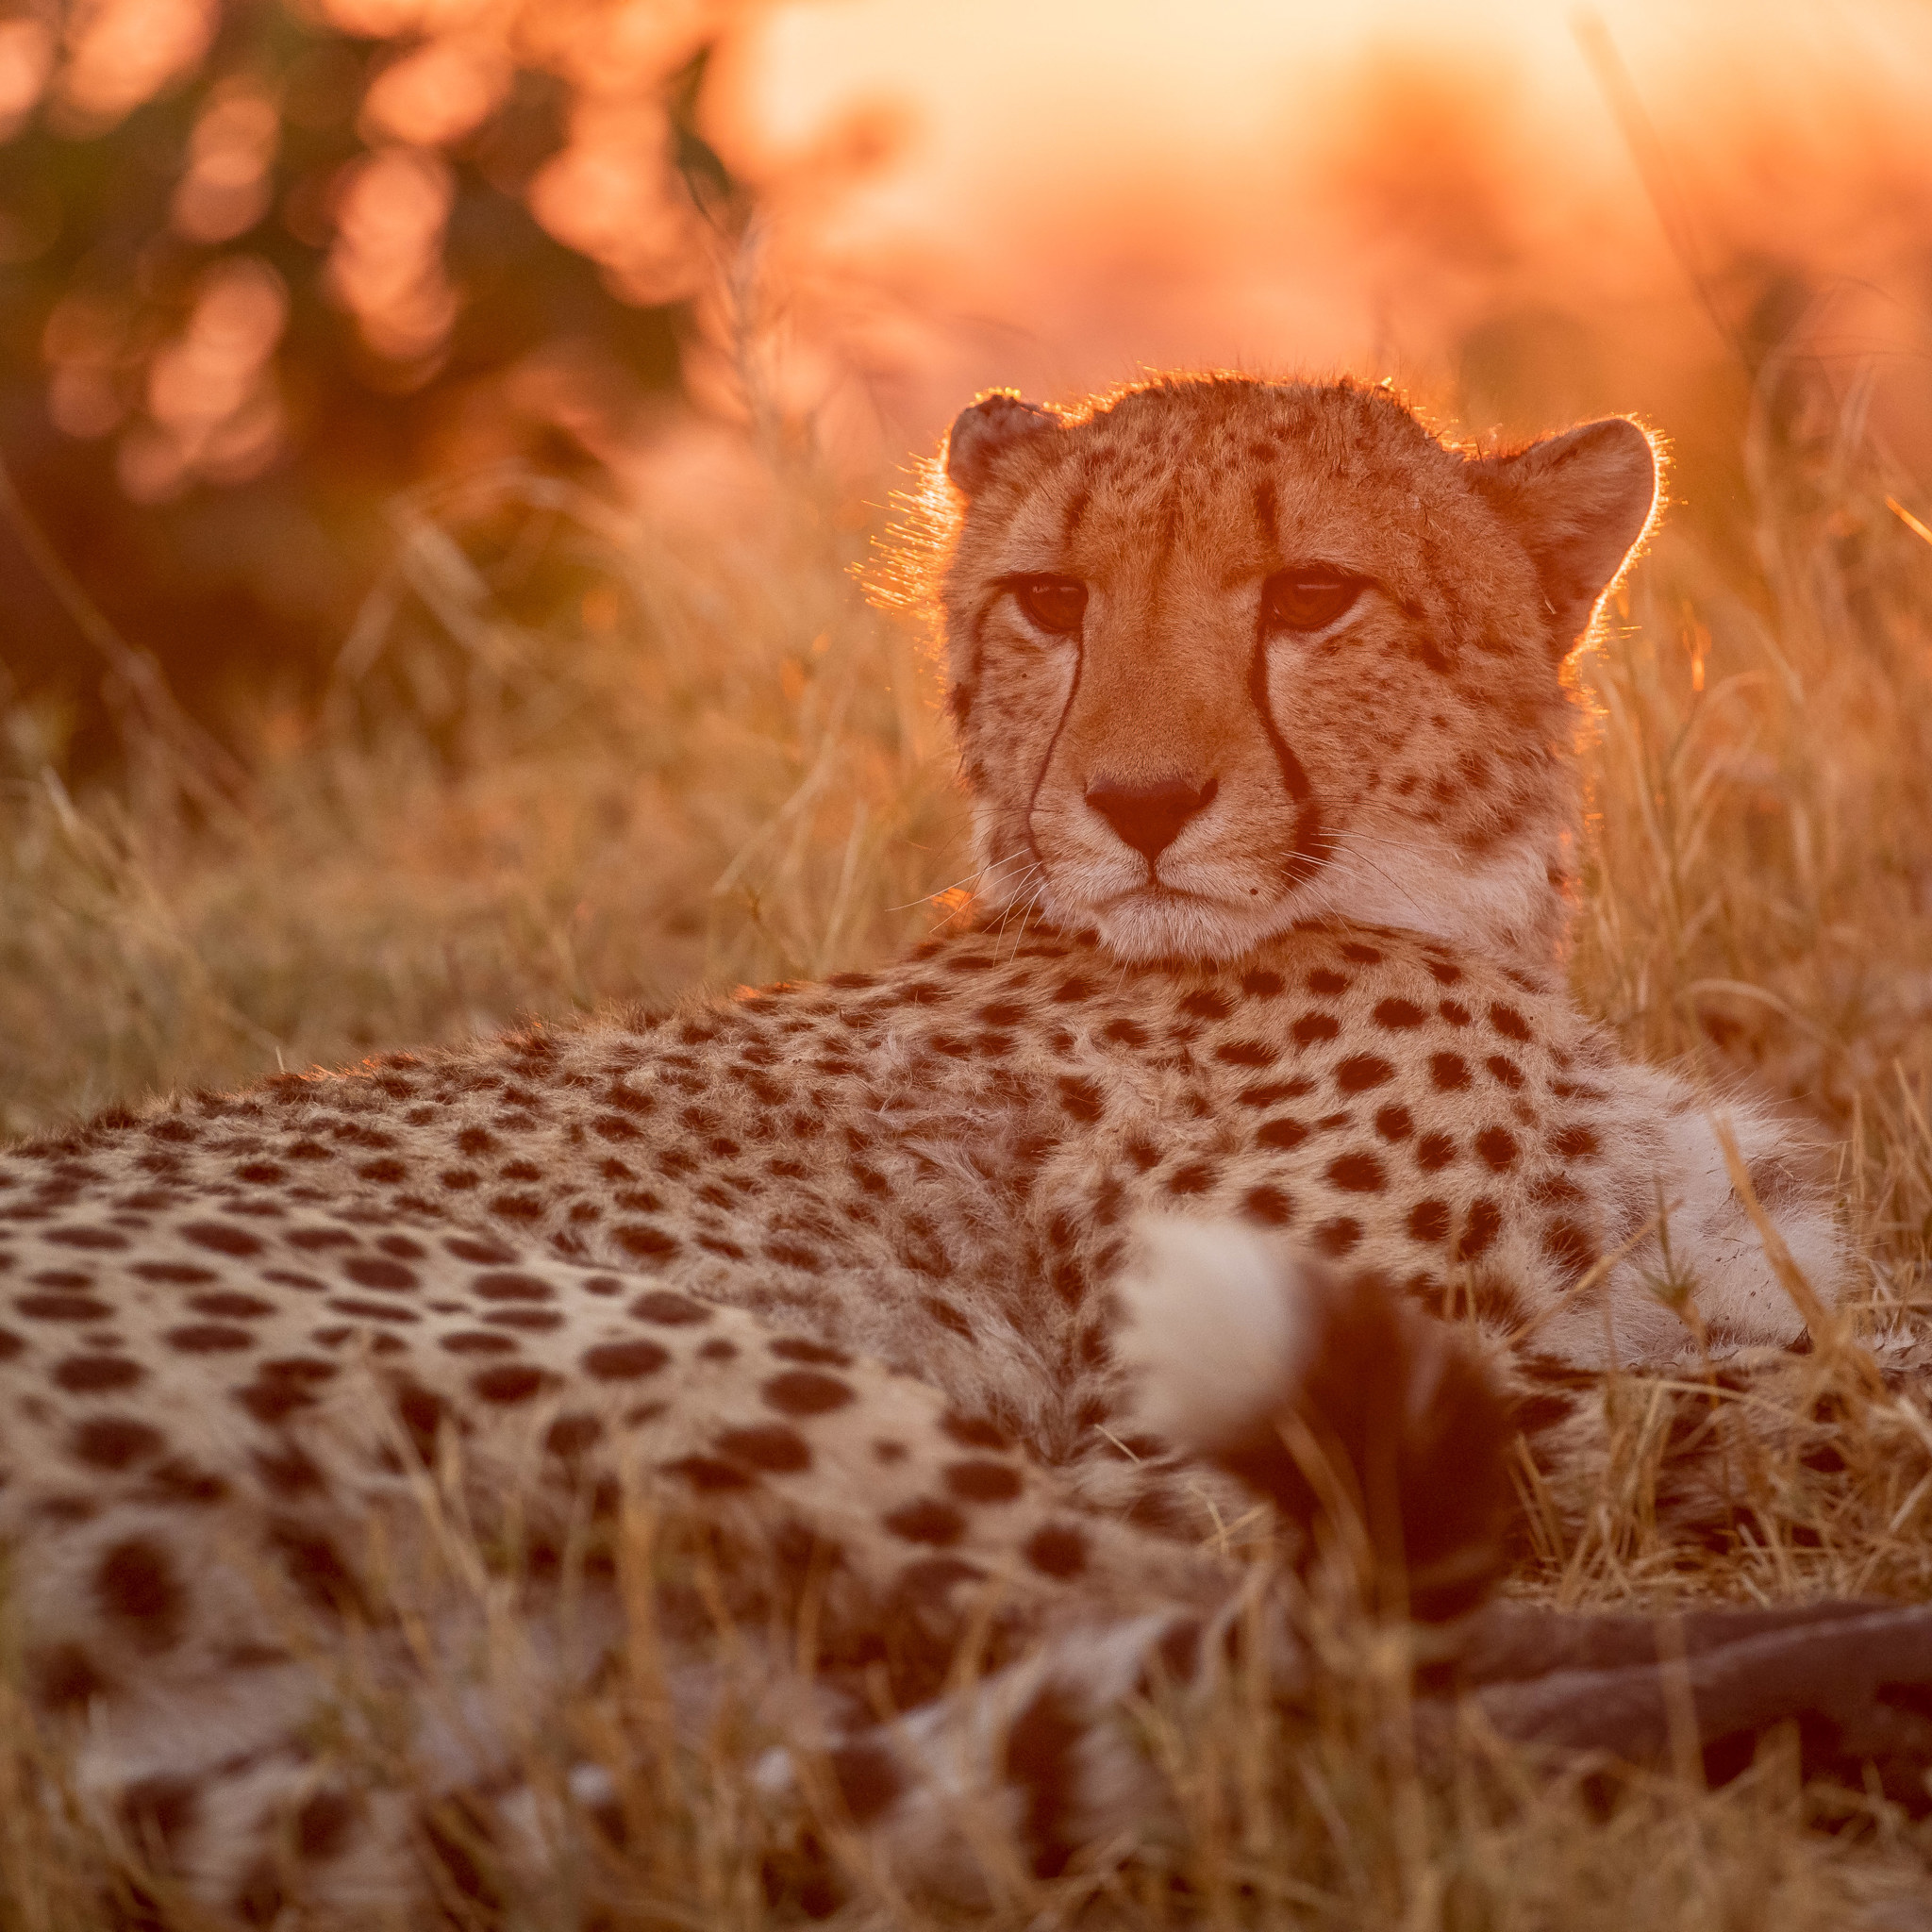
[1081,887,1306,966]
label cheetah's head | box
[934,375,1657,968]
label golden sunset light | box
[702,1,1932,465]
[4,4,1932,1924]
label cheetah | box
[0,375,1849,1920]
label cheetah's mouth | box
[1058,797,1334,962]
[1105,796,1332,908]
[1102,881,1204,905]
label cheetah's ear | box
[1467,418,1657,658]
[944,391,1058,496]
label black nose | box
[1084,775,1219,862]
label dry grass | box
[5,1498,1931,1931]
[5,380,1932,1924]
[0,453,964,1139]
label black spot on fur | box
[1373,998,1425,1029]
[944,1459,1023,1503]
[1543,1221,1599,1281]
[343,1257,416,1291]
[883,1497,966,1545]
[473,1271,553,1303]
[182,1221,263,1257]
[446,1236,515,1265]
[584,1340,670,1380]
[1215,1039,1278,1067]
[1243,1184,1293,1224]
[545,1414,603,1458]
[1180,989,1234,1022]
[32,1641,110,1710]
[1326,1152,1386,1192]
[765,1240,825,1274]
[923,1295,974,1339]
[941,1411,1010,1451]
[1408,1200,1451,1243]
[763,1370,855,1417]
[1336,1055,1394,1092]
[120,1774,201,1861]
[771,1336,852,1367]
[71,1417,162,1470]
[1456,1199,1503,1261]
[474,1364,551,1404]
[17,1293,110,1323]
[294,1789,361,1864]
[56,1354,143,1392]
[254,1442,325,1497]
[664,1456,754,1491]
[43,1226,126,1251]
[267,1523,368,1618]
[193,1292,272,1319]
[631,1290,708,1324]
[1025,1523,1087,1577]
[1058,1076,1105,1122]
[95,1538,185,1651]
[164,1324,252,1353]
[614,1224,681,1261]
[289,1229,356,1252]
[716,1424,812,1473]
[1315,1217,1363,1257]
[1005,1684,1083,1877]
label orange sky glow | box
[12,0,1932,514]
[695,0,1932,475]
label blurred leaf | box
[0,0,722,777]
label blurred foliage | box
[0,0,739,777]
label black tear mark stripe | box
[1246,626,1329,887]
[1024,619,1085,866]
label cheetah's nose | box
[1085,775,1219,863]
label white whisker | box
[993,881,1049,961]
[895,846,1041,914]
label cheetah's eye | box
[1012,576,1088,635]
[1261,568,1363,635]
